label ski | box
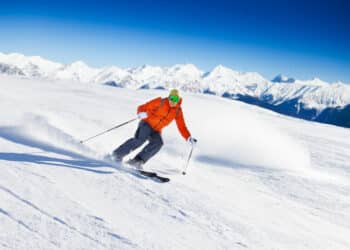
[138,170,170,183]
[104,155,170,183]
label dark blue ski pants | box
[113,121,163,163]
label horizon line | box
[0,51,348,84]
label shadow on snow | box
[0,126,113,174]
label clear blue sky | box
[0,0,349,82]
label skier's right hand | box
[138,112,148,119]
[187,136,197,146]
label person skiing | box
[112,89,197,169]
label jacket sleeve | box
[137,97,162,114]
[175,108,191,140]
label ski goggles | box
[169,95,180,103]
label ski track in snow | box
[0,75,350,249]
[0,165,138,249]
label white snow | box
[201,65,270,96]
[263,81,350,110]
[1,74,350,249]
[0,53,62,77]
[1,52,350,112]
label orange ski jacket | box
[137,97,191,140]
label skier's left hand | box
[137,112,148,119]
[187,136,197,146]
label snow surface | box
[0,52,270,97]
[2,52,350,113]
[0,75,350,249]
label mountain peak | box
[272,74,295,83]
[169,63,202,74]
[212,64,232,72]
[70,60,89,68]
[207,65,237,78]
[300,77,328,86]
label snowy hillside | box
[0,53,350,118]
[1,75,350,249]
[261,79,349,109]
[1,52,350,128]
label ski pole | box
[182,145,194,175]
[80,117,138,144]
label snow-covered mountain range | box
[1,52,349,127]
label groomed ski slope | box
[0,75,350,250]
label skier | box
[112,89,197,169]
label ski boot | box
[126,156,145,170]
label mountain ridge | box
[1,52,349,128]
